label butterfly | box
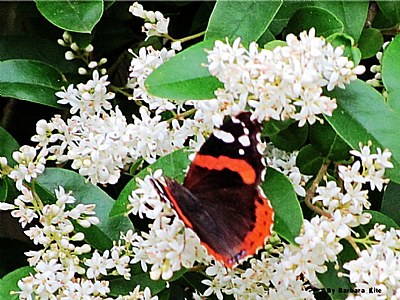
[151,112,274,268]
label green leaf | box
[35,0,103,33]
[264,40,287,51]
[360,210,400,235]
[269,1,313,36]
[262,118,294,136]
[0,36,78,74]
[269,122,308,152]
[0,126,19,166]
[381,182,400,227]
[314,1,368,41]
[108,269,166,296]
[205,0,282,44]
[0,59,66,109]
[0,266,34,300]
[309,121,351,161]
[145,40,223,101]
[358,28,383,59]
[376,0,400,24]
[263,168,303,244]
[110,148,191,218]
[382,34,400,112]
[285,6,344,37]
[325,80,400,184]
[35,168,134,251]
[296,144,324,176]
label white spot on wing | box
[257,143,264,155]
[239,149,245,155]
[232,117,240,123]
[214,129,235,143]
[238,135,251,147]
[243,127,250,135]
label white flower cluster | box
[31,71,186,185]
[344,225,400,299]
[265,142,311,197]
[129,2,170,40]
[201,144,394,299]
[128,45,178,114]
[207,28,366,126]
[5,145,46,191]
[0,185,159,299]
[127,174,209,281]
[57,31,107,76]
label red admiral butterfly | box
[151,112,274,268]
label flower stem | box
[304,161,332,218]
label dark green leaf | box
[35,0,103,33]
[296,144,324,175]
[263,167,302,244]
[0,59,66,109]
[262,118,294,136]
[108,266,166,296]
[0,36,78,74]
[360,210,400,235]
[381,182,400,227]
[376,0,400,24]
[285,6,344,37]
[0,126,19,166]
[382,34,400,112]
[269,1,314,36]
[310,121,351,161]
[110,148,191,218]
[314,1,368,41]
[257,29,275,47]
[35,168,134,251]
[325,80,400,184]
[205,0,282,44]
[269,122,308,152]
[358,28,383,59]
[145,40,223,101]
[0,266,34,300]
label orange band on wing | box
[193,155,256,185]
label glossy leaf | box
[381,182,400,227]
[35,0,103,33]
[205,0,282,44]
[296,144,324,175]
[376,0,400,24]
[110,148,191,218]
[0,126,19,166]
[35,168,134,251]
[285,6,344,37]
[109,267,166,296]
[382,34,400,112]
[309,121,351,161]
[315,1,368,41]
[269,1,313,36]
[263,167,303,244]
[325,80,400,184]
[0,266,34,300]
[360,210,400,235]
[144,40,222,101]
[358,28,384,59]
[0,59,66,109]
[269,122,308,152]
[0,36,78,74]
